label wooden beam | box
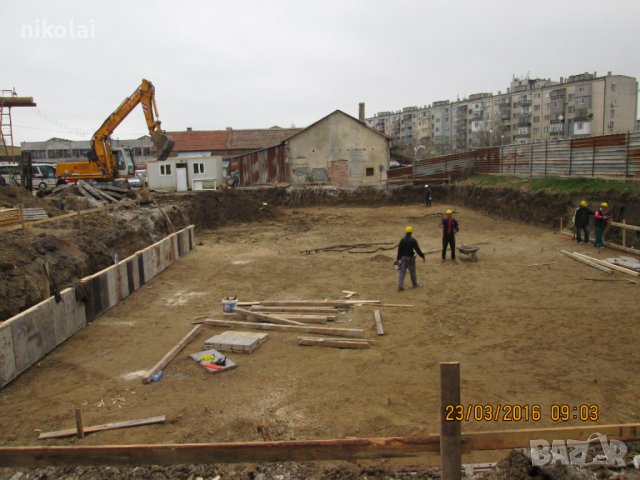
[610,220,640,233]
[2,423,639,466]
[297,337,372,349]
[467,424,640,450]
[38,416,166,440]
[571,251,640,277]
[604,242,640,257]
[560,250,612,274]
[142,325,202,384]
[74,409,84,439]
[250,306,339,314]
[440,362,462,480]
[204,318,364,338]
[234,307,305,326]
[526,262,556,267]
[276,314,332,323]
[374,310,384,336]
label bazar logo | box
[21,19,95,40]
[530,433,626,467]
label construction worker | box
[424,184,432,207]
[394,226,425,291]
[573,200,594,244]
[440,209,459,262]
[594,202,610,248]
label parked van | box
[0,162,57,190]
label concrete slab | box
[190,348,237,375]
[204,330,269,354]
[0,322,16,387]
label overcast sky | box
[3,0,640,145]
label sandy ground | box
[1,203,639,464]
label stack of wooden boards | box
[561,250,640,279]
[0,207,22,228]
[204,299,393,349]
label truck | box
[56,79,174,181]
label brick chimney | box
[186,127,192,132]
[358,102,365,122]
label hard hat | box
[425,184,429,188]
[601,202,608,207]
[580,200,587,207]
[446,209,453,215]
[405,226,413,233]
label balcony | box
[498,109,510,118]
[518,98,531,107]
[517,115,531,126]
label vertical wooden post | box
[18,204,27,236]
[622,219,626,247]
[75,408,85,439]
[560,216,563,233]
[440,362,462,480]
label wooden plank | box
[142,325,202,384]
[610,220,640,233]
[0,436,442,466]
[560,250,612,274]
[467,424,640,451]
[374,310,384,335]
[276,314,331,323]
[250,306,339,314]
[440,362,462,480]
[234,307,305,326]
[571,251,640,277]
[357,303,414,308]
[297,337,372,349]
[526,262,556,267]
[3,423,640,466]
[0,206,115,234]
[604,242,640,257]
[38,416,166,440]
[252,300,350,307]
[204,318,364,338]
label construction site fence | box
[387,132,640,182]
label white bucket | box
[221,298,238,315]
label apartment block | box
[366,72,638,155]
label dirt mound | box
[0,185,63,216]
[370,253,394,263]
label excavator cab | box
[113,148,136,176]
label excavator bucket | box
[151,132,175,161]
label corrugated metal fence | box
[388,132,640,182]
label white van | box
[0,162,58,190]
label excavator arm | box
[91,79,175,177]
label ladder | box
[0,88,17,159]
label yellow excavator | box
[56,79,174,181]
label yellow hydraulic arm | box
[91,79,174,177]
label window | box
[513,102,517,108]
[608,121,614,129]
[534,105,541,111]
[544,115,550,121]
[160,164,172,175]
[611,109,615,118]
[534,93,541,99]
[533,128,539,134]
[193,162,204,174]
[611,83,616,92]
[568,106,575,113]
[543,126,549,133]
[568,94,574,100]
[580,98,585,104]
[544,103,551,109]
[534,116,540,123]
[365,167,374,176]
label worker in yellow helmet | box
[573,200,594,245]
[594,202,610,248]
[440,209,460,262]
[394,226,425,291]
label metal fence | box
[388,132,640,182]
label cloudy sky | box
[2,0,639,144]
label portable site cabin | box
[146,156,223,191]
